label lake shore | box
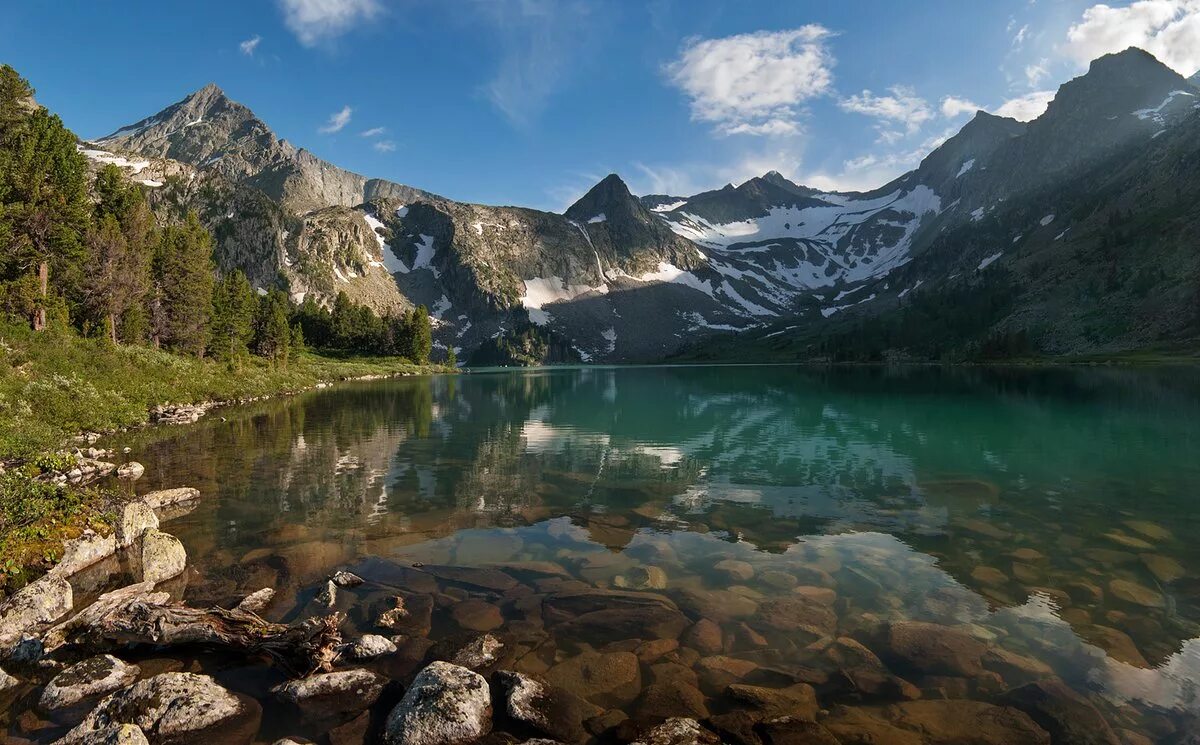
[0,321,452,591]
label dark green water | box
[35,366,1200,741]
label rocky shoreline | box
[0,483,1162,744]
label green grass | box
[0,321,450,460]
[0,320,451,590]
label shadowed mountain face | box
[81,47,1200,362]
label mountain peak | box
[1047,46,1189,117]
[564,173,637,221]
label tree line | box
[0,65,436,367]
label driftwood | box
[46,584,343,676]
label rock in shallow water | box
[60,672,257,744]
[884,621,989,676]
[630,717,720,745]
[497,670,598,743]
[384,661,492,745]
[544,651,641,708]
[116,502,159,548]
[39,654,140,712]
[139,529,186,584]
[272,669,385,718]
[345,634,397,660]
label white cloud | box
[239,35,262,56]
[318,105,353,134]
[373,140,396,153]
[1025,59,1050,88]
[995,90,1056,121]
[1013,24,1030,47]
[941,96,982,118]
[360,127,386,138]
[1063,0,1200,76]
[278,0,381,48]
[665,26,835,137]
[839,85,932,138]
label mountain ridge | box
[78,45,1200,363]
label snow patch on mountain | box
[978,252,1003,270]
[520,276,607,326]
[957,159,975,177]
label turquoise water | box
[20,366,1200,741]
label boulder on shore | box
[0,574,73,647]
[384,661,492,745]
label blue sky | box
[4,1,1199,210]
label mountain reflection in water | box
[111,365,1200,740]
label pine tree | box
[152,212,214,355]
[253,288,291,365]
[446,346,457,368]
[289,322,306,363]
[331,291,354,348]
[84,166,153,344]
[209,269,256,365]
[2,102,89,330]
[410,305,432,363]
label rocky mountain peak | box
[564,173,638,222]
[1041,46,1192,125]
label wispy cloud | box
[373,140,396,152]
[804,127,956,193]
[478,0,600,129]
[1063,0,1200,76]
[278,0,381,48]
[665,26,835,137]
[1025,59,1050,88]
[360,127,386,138]
[319,105,353,134]
[239,35,262,56]
[839,85,932,141]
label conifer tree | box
[209,269,256,365]
[446,347,457,368]
[84,166,153,344]
[1,98,88,330]
[410,304,432,363]
[289,322,306,363]
[152,212,214,355]
[253,287,291,365]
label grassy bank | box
[0,321,450,589]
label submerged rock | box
[377,594,434,636]
[0,574,73,647]
[545,651,641,708]
[234,588,275,615]
[39,655,140,712]
[998,680,1120,745]
[272,669,384,718]
[614,565,668,590]
[384,661,492,745]
[451,599,504,631]
[630,717,720,745]
[140,488,200,512]
[884,621,989,676]
[452,634,504,670]
[497,670,597,743]
[61,672,257,744]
